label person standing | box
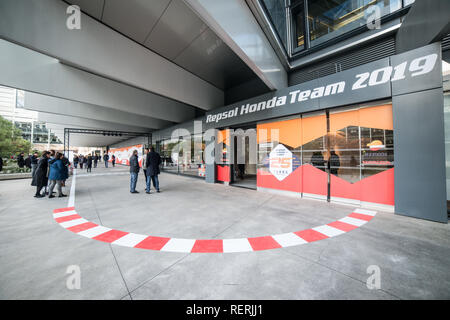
[31,151,50,198]
[17,153,25,168]
[112,155,116,167]
[73,155,79,169]
[48,153,66,198]
[129,150,140,194]
[79,155,84,169]
[0,156,3,172]
[25,154,32,171]
[93,154,98,168]
[142,148,149,188]
[31,152,39,177]
[61,155,70,187]
[103,153,109,168]
[87,155,93,173]
[145,147,162,194]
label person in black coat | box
[17,153,25,168]
[31,152,39,177]
[31,151,50,198]
[145,147,161,194]
[25,155,32,169]
[0,156,3,172]
[86,155,93,173]
[93,155,98,168]
[129,150,140,193]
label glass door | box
[301,112,328,200]
[329,108,361,205]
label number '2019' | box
[352,54,438,90]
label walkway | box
[0,165,449,299]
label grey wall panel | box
[396,0,450,54]
[0,0,223,110]
[0,39,196,123]
[144,0,207,60]
[393,88,447,223]
[24,92,172,130]
[67,0,105,19]
[391,43,443,96]
[101,0,171,43]
[184,0,287,90]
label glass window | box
[307,0,402,47]
[292,2,305,49]
[403,0,415,6]
[261,0,288,49]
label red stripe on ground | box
[93,230,129,243]
[53,207,75,214]
[348,212,373,221]
[328,221,359,232]
[134,236,171,250]
[191,240,223,253]
[295,229,328,242]
[247,236,281,251]
[55,214,81,223]
[67,222,98,233]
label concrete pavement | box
[0,165,449,299]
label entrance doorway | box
[230,125,257,189]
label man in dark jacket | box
[129,150,140,193]
[25,155,32,170]
[0,156,3,172]
[31,151,50,198]
[93,155,98,168]
[86,155,93,173]
[17,153,25,168]
[145,147,162,194]
[103,154,109,168]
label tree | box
[0,116,32,158]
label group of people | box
[129,147,161,194]
[31,150,70,198]
[72,154,116,172]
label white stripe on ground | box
[160,238,196,253]
[59,218,89,228]
[312,225,346,237]
[339,216,368,227]
[68,169,76,208]
[222,238,253,253]
[77,226,111,238]
[272,233,308,247]
[112,233,148,247]
[53,210,77,218]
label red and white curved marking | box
[53,206,377,253]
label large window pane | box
[308,0,402,47]
[292,2,305,49]
[261,0,288,49]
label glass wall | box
[292,1,305,50]
[257,103,395,207]
[32,122,49,144]
[307,0,402,47]
[259,0,413,54]
[160,135,205,178]
[261,0,288,50]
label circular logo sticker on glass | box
[269,144,293,181]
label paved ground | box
[0,165,449,300]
